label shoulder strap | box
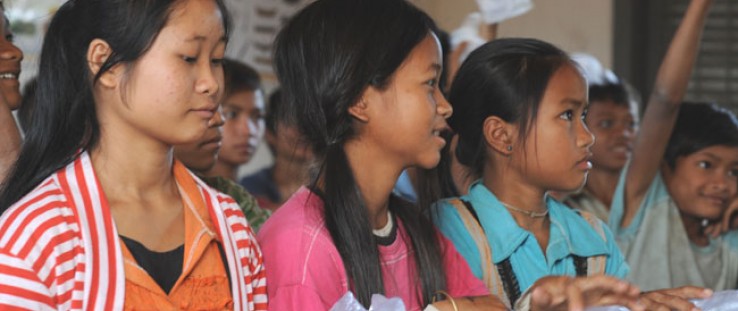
[577,210,608,275]
[448,198,514,308]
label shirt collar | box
[464,180,610,264]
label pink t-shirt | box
[257,187,489,311]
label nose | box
[0,38,22,62]
[621,123,637,139]
[710,170,731,192]
[578,119,596,149]
[436,90,453,119]
[195,63,221,99]
[208,107,224,128]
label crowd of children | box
[0,0,735,310]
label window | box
[614,0,738,112]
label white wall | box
[413,0,614,68]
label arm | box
[0,97,20,184]
[621,0,713,228]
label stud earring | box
[507,145,513,152]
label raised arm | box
[621,0,713,228]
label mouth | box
[0,72,18,80]
[611,144,633,154]
[576,153,593,170]
[200,135,222,148]
[702,194,728,207]
[192,105,218,119]
[432,128,447,148]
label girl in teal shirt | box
[433,36,712,310]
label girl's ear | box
[483,116,516,156]
[348,87,377,123]
[87,38,123,89]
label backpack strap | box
[448,198,514,308]
[576,210,608,275]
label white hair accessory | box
[571,52,620,86]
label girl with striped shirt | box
[0,0,266,309]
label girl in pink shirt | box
[258,0,500,310]
[258,0,641,310]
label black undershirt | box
[120,236,184,294]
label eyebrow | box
[185,35,227,42]
[429,63,442,74]
[560,98,588,108]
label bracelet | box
[432,290,458,311]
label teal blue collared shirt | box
[432,180,629,293]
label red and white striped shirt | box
[0,152,267,310]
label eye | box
[559,110,574,121]
[728,169,738,177]
[182,56,197,64]
[223,110,237,120]
[698,160,712,170]
[250,111,265,123]
[5,34,13,43]
[598,119,614,129]
[211,58,224,66]
[426,78,438,88]
[580,109,588,121]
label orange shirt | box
[121,163,234,310]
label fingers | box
[704,223,721,238]
[640,287,712,311]
[529,286,554,311]
[564,282,584,311]
[664,286,713,299]
[572,275,634,294]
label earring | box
[507,145,513,152]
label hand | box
[639,286,712,311]
[705,198,738,237]
[527,275,643,311]
[431,294,507,311]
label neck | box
[482,158,548,229]
[681,212,711,246]
[584,166,622,207]
[205,160,237,181]
[272,153,310,202]
[91,130,177,204]
[343,139,399,230]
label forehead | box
[689,145,738,163]
[394,32,441,75]
[588,99,638,117]
[163,0,225,38]
[539,64,587,110]
[224,89,264,109]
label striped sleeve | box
[218,194,268,311]
[0,177,86,310]
[0,251,56,310]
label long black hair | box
[0,0,231,211]
[449,38,572,176]
[274,0,446,307]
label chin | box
[415,158,441,170]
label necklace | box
[499,201,549,218]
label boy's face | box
[586,99,639,172]
[663,145,738,221]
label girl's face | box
[219,89,265,166]
[106,0,226,146]
[517,64,595,192]
[364,33,452,170]
[663,145,738,221]
[0,9,23,110]
[587,99,639,172]
[173,108,224,172]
